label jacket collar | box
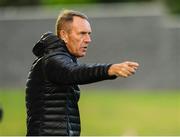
[33,32,77,62]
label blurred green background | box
[1,0,180,14]
[0,89,179,135]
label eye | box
[80,32,87,35]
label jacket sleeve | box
[44,54,116,85]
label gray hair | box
[55,10,88,38]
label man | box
[26,10,139,136]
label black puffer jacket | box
[26,32,116,136]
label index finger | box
[126,62,139,67]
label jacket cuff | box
[105,64,117,80]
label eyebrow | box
[80,31,91,34]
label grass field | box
[0,89,179,136]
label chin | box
[77,53,86,58]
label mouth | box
[81,47,88,51]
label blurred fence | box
[0,3,179,90]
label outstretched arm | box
[44,55,139,85]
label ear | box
[60,30,68,43]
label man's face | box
[64,16,92,58]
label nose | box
[85,34,91,43]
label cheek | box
[74,39,82,48]
[68,35,83,51]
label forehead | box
[71,16,91,31]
